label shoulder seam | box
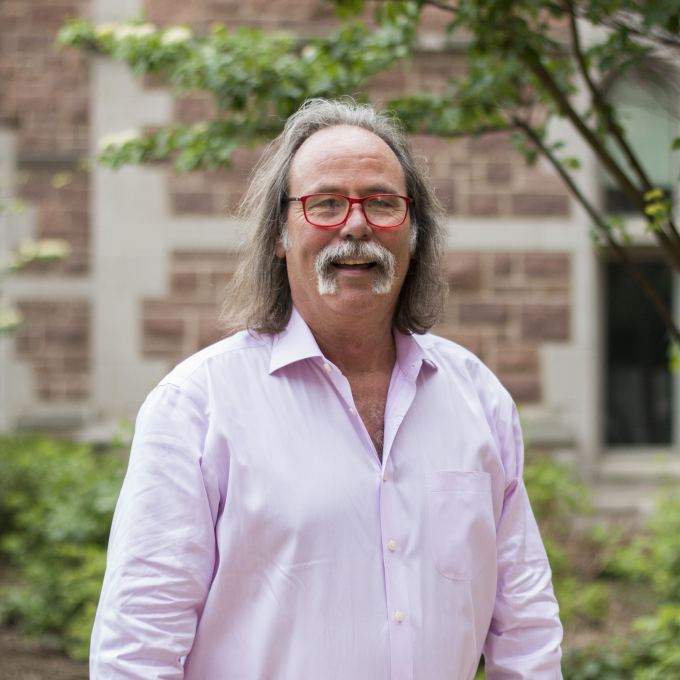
[163,339,271,388]
[151,380,206,415]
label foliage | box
[59,0,680,343]
[607,490,680,601]
[524,458,592,526]
[2,433,680,673]
[0,179,70,334]
[58,14,416,172]
[562,646,631,680]
[596,491,680,679]
[632,604,680,679]
[561,489,680,679]
[523,457,611,628]
[0,435,126,659]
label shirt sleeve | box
[90,383,220,679]
[483,394,564,680]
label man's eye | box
[366,196,399,209]
[309,197,344,211]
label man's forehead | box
[289,125,406,191]
[294,124,394,157]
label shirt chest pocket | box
[424,471,496,581]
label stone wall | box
[141,249,570,404]
[143,251,238,367]
[132,0,574,407]
[17,168,90,275]
[440,252,570,402]
[1,0,576,425]
[1,0,92,406]
[0,0,90,153]
[15,300,89,402]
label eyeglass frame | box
[284,193,412,229]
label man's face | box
[276,125,413,323]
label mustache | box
[315,240,396,296]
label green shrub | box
[524,458,609,627]
[608,491,680,602]
[556,577,611,628]
[0,435,126,658]
[524,458,592,527]
[562,647,630,680]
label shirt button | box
[382,471,387,482]
[388,540,396,551]
[349,408,356,415]
[396,610,404,622]
[323,363,332,372]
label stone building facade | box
[1,0,678,512]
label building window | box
[605,259,673,445]
[602,79,679,214]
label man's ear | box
[274,235,286,259]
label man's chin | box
[317,267,395,297]
[317,279,394,302]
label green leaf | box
[0,435,127,657]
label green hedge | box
[0,435,125,658]
[2,433,680,677]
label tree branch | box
[517,118,680,346]
[521,47,642,208]
[566,1,651,192]
[598,15,680,51]
[522,45,680,266]
[566,3,680,252]
[419,0,456,13]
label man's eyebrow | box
[304,183,404,196]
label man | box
[91,99,563,679]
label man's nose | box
[340,202,371,239]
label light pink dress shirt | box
[91,307,563,680]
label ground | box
[0,581,659,679]
[0,629,88,680]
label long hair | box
[220,99,448,336]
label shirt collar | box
[394,327,439,381]
[269,306,439,377]
[269,307,325,374]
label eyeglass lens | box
[304,194,407,227]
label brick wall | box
[143,252,239,367]
[142,250,570,404]
[2,0,571,412]
[438,252,570,402]
[0,0,90,153]
[15,300,90,401]
[164,53,569,221]
[139,0,573,406]
[16,167,90,275]
[1,0,92,404]
[168,131,569,220]
[144,0,569,222]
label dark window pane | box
[605,186,673,215]
[606,260,673,445]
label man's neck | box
[294,301,397,377]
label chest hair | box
[351,381,389,462]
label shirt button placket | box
[379,461,413,680]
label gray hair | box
[220,99,448,336]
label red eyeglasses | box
[285,194,412,228]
